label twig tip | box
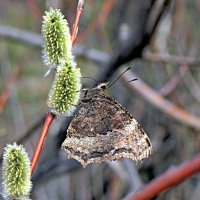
[78,0,85,9]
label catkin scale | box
[2,143,32,200]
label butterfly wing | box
[62,95,152,167]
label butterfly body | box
[62,83,152,167]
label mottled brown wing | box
[62,96,152,167]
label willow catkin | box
[42,8,72,69]
[42,8,82,115]
[2,143,32,200]
[47,63,81,115]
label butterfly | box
[62,83,152,167]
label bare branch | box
[123,153,200,200]
[0,25,42,47]
[120,68,200,130]
[144,51,200,66]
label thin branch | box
[0,66,20,113]
[71,0,84,45]
[31,112,55,174]
[123,153,200,200]
[77,0,117,44]
[0,27,109,64]
[120,68,200,130]
[144,51,200,66]
[159,64,188,96]
[0,25,42,47]
[158,44,199,96]
[73,45,109,64]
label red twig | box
[0,66,20,113]
[31,1,84,175]
[77,0,116,44]
[31,112,55,175]
[71,0,84,45]
[26,0,41,21]
[124,153,200,200]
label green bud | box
[47,63,81,115]
[2,143,32,200]
[42,8,72,69]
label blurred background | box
[0,0,200,199]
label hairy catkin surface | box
[47,64,81,115]
[42,8,82,115]
[42,8,72,69]
[2,143,32,199]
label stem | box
[31,1,84,175]
[124,154,200,200]
[71,0,84,45]
[31,112,55,175]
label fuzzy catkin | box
[47,63,81,115]
[42,7,82,115]
[2,143,32,200]
[42,8,72,69]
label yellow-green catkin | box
[42,7,72,69]
[42,8,82,115]
[2,143,32,200]
[47,63,81,115]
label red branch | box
[124,153,200,200]
[31,112,55,174]
[31,0,84,175]
[77,0,116,43]
[71,0,84,45]
[0,66,20,113]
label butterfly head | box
[83,83,109,99]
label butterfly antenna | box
[81,76,99,85]
[110,78,138,89]
[108,67,131,88]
